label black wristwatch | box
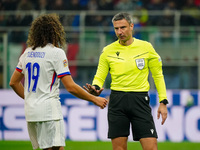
[93,85,100,90]
[160,99,169,105]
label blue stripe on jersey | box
[57,72,71,78]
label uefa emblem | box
[135,58,145,70]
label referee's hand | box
[83,83,104,96]
[157,103,168,125]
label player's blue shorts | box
[108,90,158,141]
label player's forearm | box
[61,75,96,102]
[68,83,96,102]
[10,82,24,99]
[9,70,25,99]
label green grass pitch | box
[0,141,200,150]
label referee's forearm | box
[154,79,167,101]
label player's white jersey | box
[16,43,70,122]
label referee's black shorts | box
[108,90,158,141]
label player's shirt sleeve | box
[148,43,167,102]
[53,49,71,78]
[92,48,109,88]
[16,53,25,74]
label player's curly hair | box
[27,13,66,50]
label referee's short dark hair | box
[112,12,133,25]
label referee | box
[84,12,168,150]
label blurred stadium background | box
[0,0,200,149]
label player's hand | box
[83,83,104,96]
[157,103,168,125]
[93,97,108,109]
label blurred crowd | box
[0,0,200,27]
[1,0,200,42]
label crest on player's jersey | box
[63,59,68,67]
[135,58,145,70]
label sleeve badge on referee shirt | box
[135,58,145,70]
[63,59,68,67]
